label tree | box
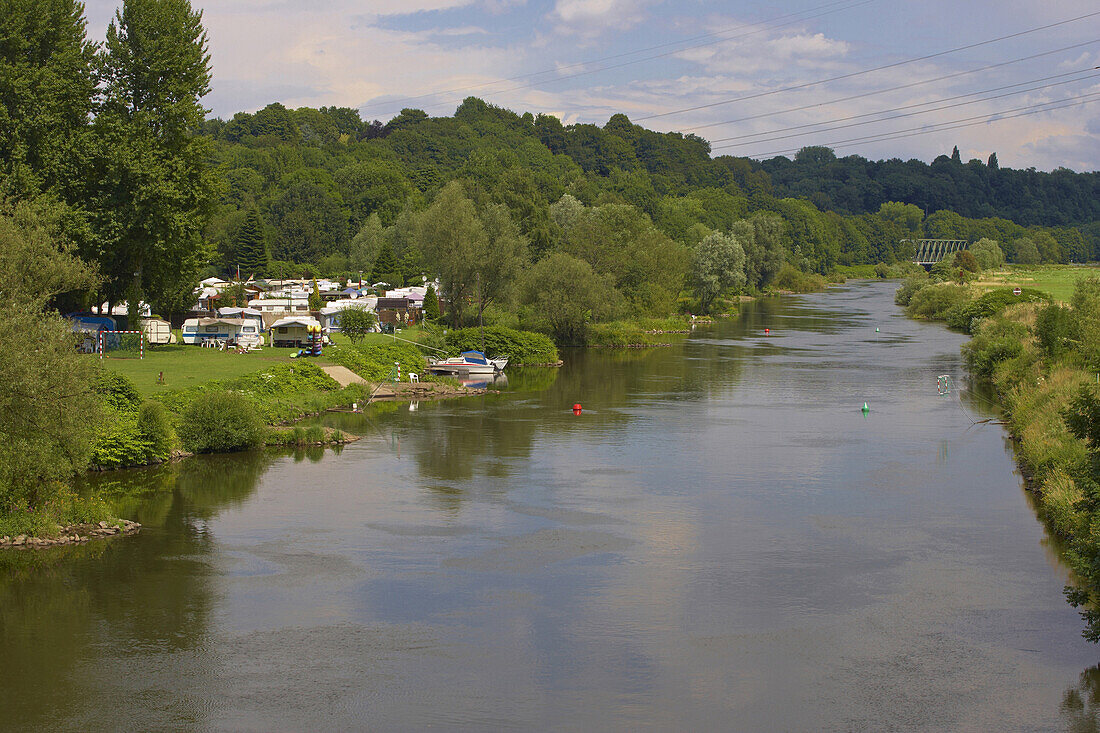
[416,181,486,327]
[519,253,622,344]
[968,238,1004,270]
[234,208,267,276]
[736,213,786,290]
[954,249,979,272]
[0,202,102,514]
[476,203,528,321]
[0,0,97,200]
[339,305,377,342]
[692,231,746,313]
[309,278,322,310]
[1013,237,1041,264]
[423,284,440,321]
[87,0,218,316]
[370,240,398,286]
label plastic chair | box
[408,373,419,383]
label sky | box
[82,0,1100,172]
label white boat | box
[426,350,508,376]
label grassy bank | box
[899,271,1100,640]
[975,264,1100,302]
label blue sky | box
[82,0,1100,171]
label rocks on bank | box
[1,520,141,549]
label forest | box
[200,98,1099,322]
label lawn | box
[96,325,431,397]
[976,264,1100,302]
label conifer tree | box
[423,284,440,321]
[370,240,397,285]
[234,208,267,276]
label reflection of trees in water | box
[0,451,273,729]
[1062,665,1100,733]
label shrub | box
[1041,470,1084,537]
[771,264,826,293]
[178,391,266,453]
[340,305,377,343]
[894,275,930,306]
[305,425,324,444]
[963,317,1029,377]
[945,287,1048,333]
[874,262,891,278]
[905,283,969,320]
[331,429,344,443]
[93,368,142,414]
[137,401,174,460]
[1036,304,1079,360]
[292,426,306,445]
[444,326,559,364]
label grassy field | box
[98,326,428,397]
[976,264,1100,302]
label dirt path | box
[321,365,368,387]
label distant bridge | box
[904,239,968,268]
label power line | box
[709,68,1100,147]
[367,0,876,118]
[725,91,1100,158]
[358,0,867,113]
[635,10,1100,122]
[679,39,1100,134]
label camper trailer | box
[181,317,257,346]
[140,318,175,345]
[268,316,322,347]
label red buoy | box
[572,403,582,414]
[765,328,770,335]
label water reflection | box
[0,452,272,729]
[2,281,1097,729]
[1063,666,1100,733]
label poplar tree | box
[86,0,218,316]
[0,0,97,199]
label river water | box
[3,280,1099,731]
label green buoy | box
[875,327,880,333]
[862,402,869,413]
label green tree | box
[416,181,486,327]
[736,213,786,290]
[1071,277,1100,369]
[0,202,102,513]
[369,240,398,286]
[423,284,440,321]
[87,0,218,316]
[0,0,97,200]
[968,238,1004,270]
[339,305,377,342]
[234,208,267,276]
[1013,237,1041,264]
[519,253,622,344]
[309,278,322,310]
[692,231,746,314]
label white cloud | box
[549,0,655,37]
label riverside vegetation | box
[4,2,1100,543]
[897,253,1100,641]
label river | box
[2,280,1098,731]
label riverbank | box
[897,271,1100,640]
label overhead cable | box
[710,68,1100,147]
[679,39,1100,133]
[725,91,1100,157]
[635,10,1100,122]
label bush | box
[93,368,142,414]
[444,326,559,364]
[326,341,427,381]
[894,275,930,306]
[178,391,266,453]
[874,262,891,278]
[944,287,1048,333]
[905,283,969,320]
[1036,304,1079,359]
[137,401,174,460]
[305,425,324,444]
[771,264,826,293]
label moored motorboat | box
[426,350,508,375]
